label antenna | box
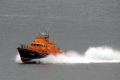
[45,27,49,39]
[46,27,49,35]
[39,32,41,37]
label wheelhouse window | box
[31,43,47,48]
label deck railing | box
[19,44,29,49]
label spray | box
[15,46,120,64]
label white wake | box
[15,46,120,64]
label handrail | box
[19,44,28,49]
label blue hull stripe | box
[17,48,48,59]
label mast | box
[45,28,49,39]
[39,28,49,40]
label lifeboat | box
[17,30,64,63]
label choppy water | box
[0,0,120,80]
